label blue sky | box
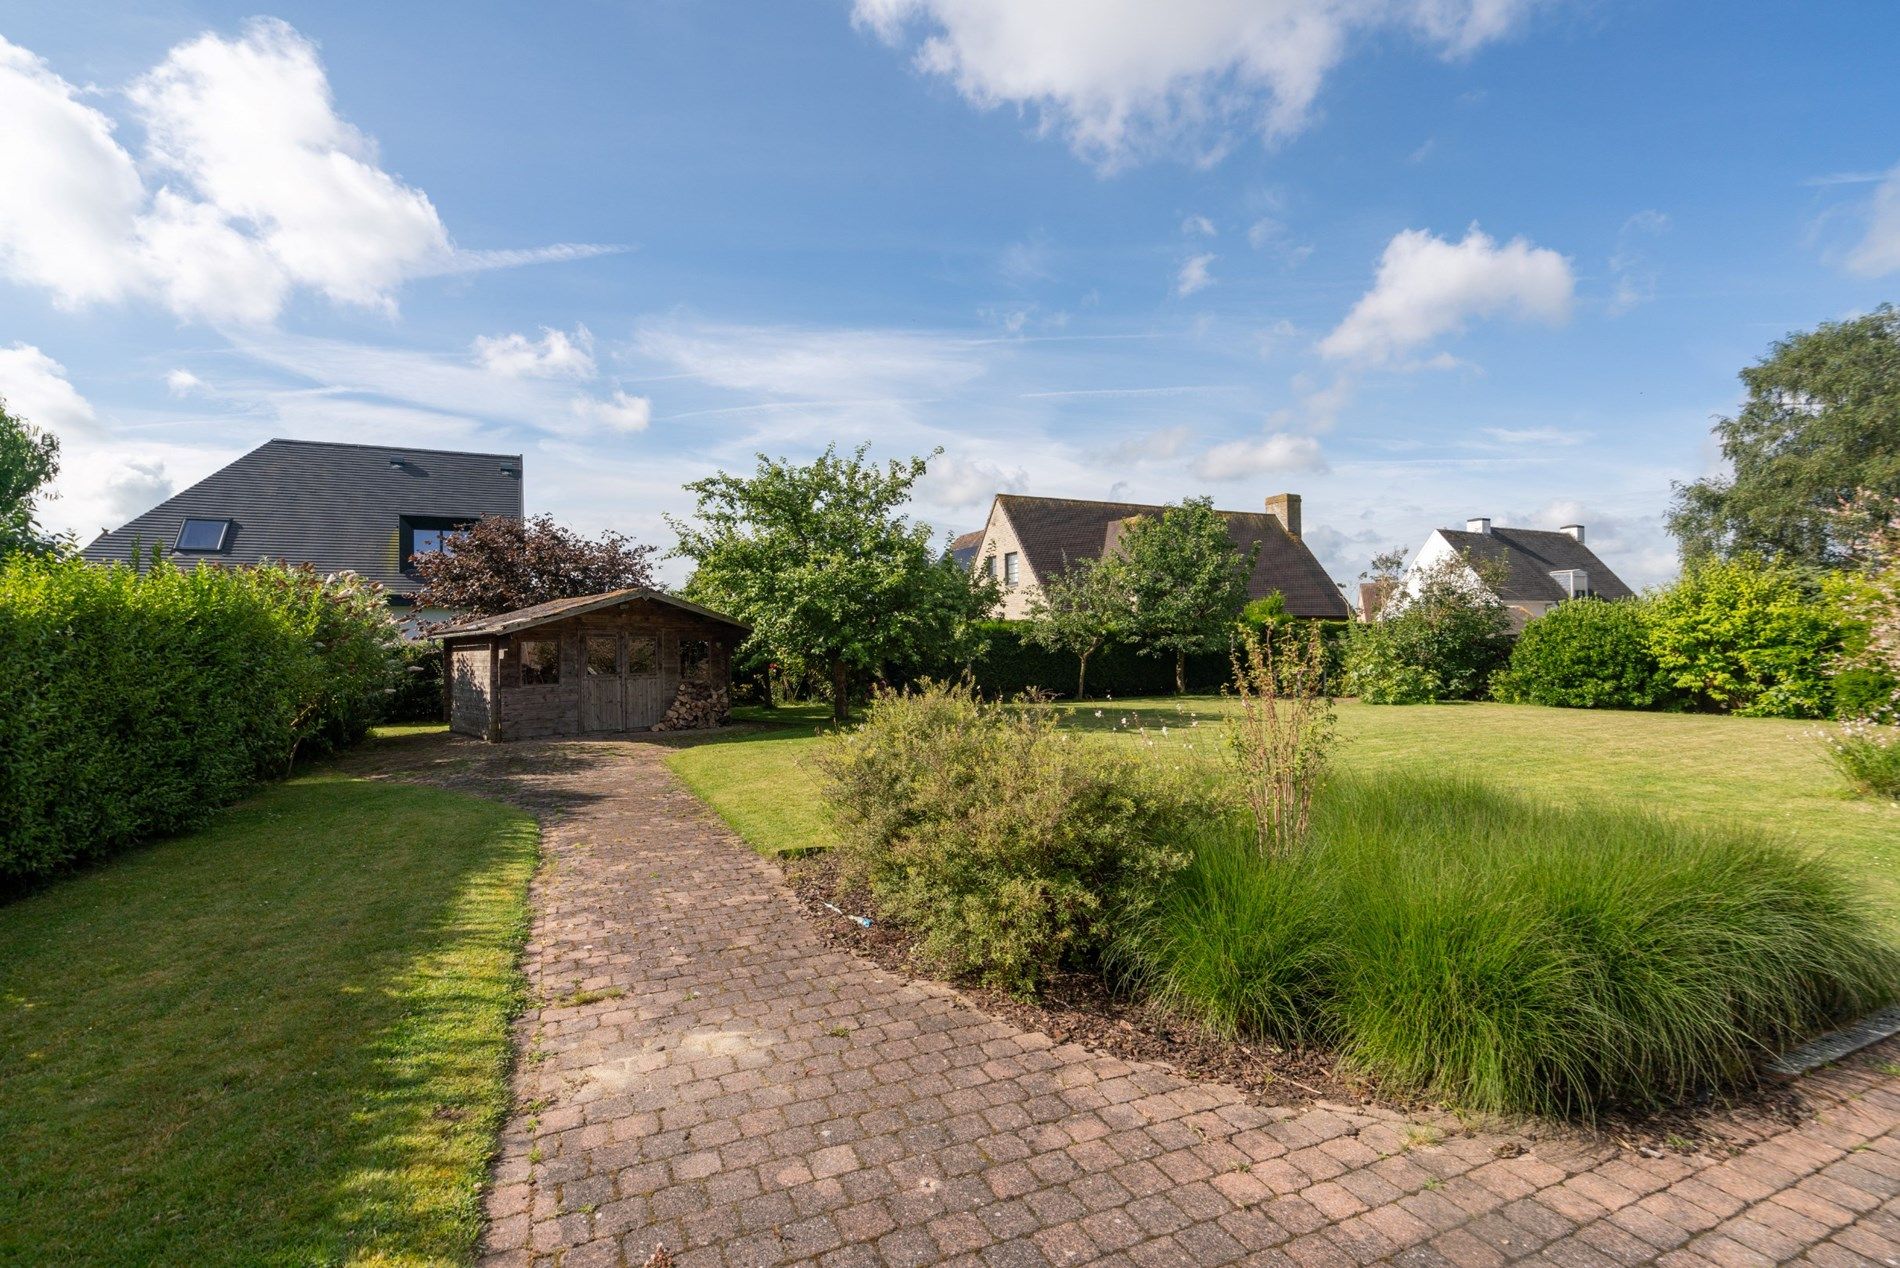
[3,1,1897,589]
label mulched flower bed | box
[784,851,1836,1161]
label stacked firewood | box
[651,679,731,731]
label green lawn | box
[664,697,1900,925]
[0,741,539,1266]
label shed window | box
[681,639,713,682]
[627,636,658,675]
[1003,551,1020,586]
[585,635,618,677]
[175,518,230,552]
[518,638,560,685]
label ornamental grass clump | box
[1819,715,1900,798]
[1226,625,1337,858]
[816,680,1223,993]
[1117,773,1898,1118]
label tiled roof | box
[80,439,525,596]
[435,587,749,638]
[995,494,1350,619]
[948,529,984,569]
[1436,527,1634,602]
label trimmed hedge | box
[0,555,399,884]
[966,621,1229,698]
[1492,598,1673,710]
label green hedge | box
[0,556,399,885]
[382,640,446,722]
[965,621,1231,698]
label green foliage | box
[1022,555,1128,699]
[1342,554,1513,704]
[816,681,1223,992]
[670,446,995,719]
[1669,305,1900,568]
[1240,593,1289,629]
[383,639,445,722]
[1832,668,1898,720]
[1117,775,1898,1116]
[0,555,399,883]
[0,399,66,559]
[1492,598,1671,709]
[1819,719,1900,798]
[410,512,656,619]
[966,620,1230,698]
[1646,556,1846,717]
[1116,497,1255,693]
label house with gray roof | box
[1393,516,1633,629]
[958,490,1350,621]
[81,438,524,629]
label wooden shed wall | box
[447,642,495,738]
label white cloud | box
[0,21,609,325]
[635,320,985,400]
[1245,216,1314,266]
[1608,209,1668,314]
[918,453,1029,509]
[1192,431,1326,478]
[852,0,1537,167]
[473,326,598,379]
[0,343,96,432]
[1320,225,1573,364]
[165,368,207,396]
[1482,425,1582,445]
[103,460,175,521]
[1845,164,1900,276]
[569,389,652,434]
[1176,252,1217,296]
[1103,424,1193,465]
[1181,213,1217,237]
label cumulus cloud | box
[473,326,597,379]
[0,22,609,325]
[1845,163,1900,276]
[103,460,175,520]
[1192,431,1326,479]
[918,453,1030,509]
[0,343,96,431]
[1176,252,1217,296]
[568,389,652,433]
[852,0,1537,167]
[1320,225,1573,364]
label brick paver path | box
[457,736,1900,1268]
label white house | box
[1390,517,1634,628]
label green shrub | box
[1831,668,1898,720]
[382,640,445,722]
[962,620,1231,699]
[816,681,1222,992]
[0,556,399,883]
[1117,774,1897,1117]
[1647,557,1846,717]
[1819,719,1900,798]
[1341,555,1513,704]
[1492,598,1671,709]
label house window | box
[585,635,618,677]
[627,636,658,675]
[982,554,997,581]
[1003,551,1020,586]
[518,637,560,685]
[400,516,474,570]
[681,639,713,682]
[174,518,231,552]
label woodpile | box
[650,678,731,731]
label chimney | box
[1560,523,1585,543]
[1265,492,1302,538]
[1466,517,1492,534]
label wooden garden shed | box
[436,588,749,741]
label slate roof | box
[80,439,525,598]
[948,530,984,570]
[995,494,1350,619]
[435,587,749,639]
[1436,527,1634,603]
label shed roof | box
[434,588,750,639]
[1435,527,1634,603]
[995,494,1350,619]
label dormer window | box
[174,518,231,552]
[1550,568,1590,599]
[400,516,474,570]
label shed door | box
[582,635,624,731]
[624,634,667,728]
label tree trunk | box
[1175,648,1187,695]
[831,657,850,723]
[1077,648,1091,701]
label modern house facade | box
[960,491,1351,621]
[80,439,525,630]
[1394,518,1634,628]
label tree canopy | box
[1023,554,1127,700]
[668,445,993,720]
[409,513,656,619]
[1115,497,1255,693]
[1669,305,1900,569]
[0,400,66,559]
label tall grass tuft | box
[1118,773,1899,1117]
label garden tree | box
[0,399,66,559]
[1646,555,1847,718]
[1669,305,1900,569]
[1116,497,1256,693]
[409,514,657,619]
[668,445,995,721]
[1342,552,1513,703]
[1023,555,1127,699]
[1357,547,1408,620]
[1825,490,1900,717]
